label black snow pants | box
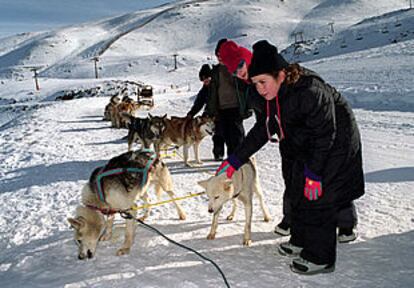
[290,206,338,265]
[212,119,225,159]
[217,108,245,156]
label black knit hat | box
[248,40,289,78]
[199,64,212,81]
[215,38,228,56]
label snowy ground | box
[0,91,413,287]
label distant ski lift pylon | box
[24,65,44,91]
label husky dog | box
[110,97,141,129]
[120,113,166,152]
[103,95,121,121]
[158,115,214,166]
[68,150,186,260]
[198,159,271,246]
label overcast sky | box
[0,0,174,39]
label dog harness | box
[95,149,157,204]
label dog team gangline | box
[88,148,230,288]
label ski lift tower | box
[91,56,100,79]
[24,66,43,91]
[328,22,335,34]
[173,53,178,70]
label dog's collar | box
[85,204,120,215]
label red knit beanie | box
[219,40,252,74]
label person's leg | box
[219,108,244,156]
[338,202,358,243]
[212,119,225,160]
[226,111,245,155]
[289,207,337,275]
[297,207,337,265]
[275,156,293,235]
[338,201,357,228]
[274,190,291,235]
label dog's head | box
[110,95,121,105]
[198,173,235,214]
[148,113,167,140]
[196,115,215,137]
[68,211,105,260]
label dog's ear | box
[223,179,233,192]
[68,216,86,230]
[197,179,208,189]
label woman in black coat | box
[216,40,364,275]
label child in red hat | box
[218,40,252,81]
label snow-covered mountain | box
[0,1,413,287]
[282,8,414,62]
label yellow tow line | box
[130,191,206,211]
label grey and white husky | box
[68,150,186,260]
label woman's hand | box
[304,165,322,201]
[216,160,236,178]
[215,155,243,179]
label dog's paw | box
[243,239,252,247]
[116,247,131,256]
[179,213,187,221]
[264,216,271,222]
[226,215,234,221]
[207,233,216,240]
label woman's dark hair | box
[285,63,304,85]
[268,63,303,85]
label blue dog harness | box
[94,149,157,204]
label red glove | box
[304,165,322,201]
[304,178,322,200]
[216,160,236,179]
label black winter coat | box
[187,84,209,117]
[233,69,365,209]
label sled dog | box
[198,158,271,246]
[103,95,121,121]
[158,115,214,166]
[110,98,141,128]
[121,113,167,152]
[68,150,186,260]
